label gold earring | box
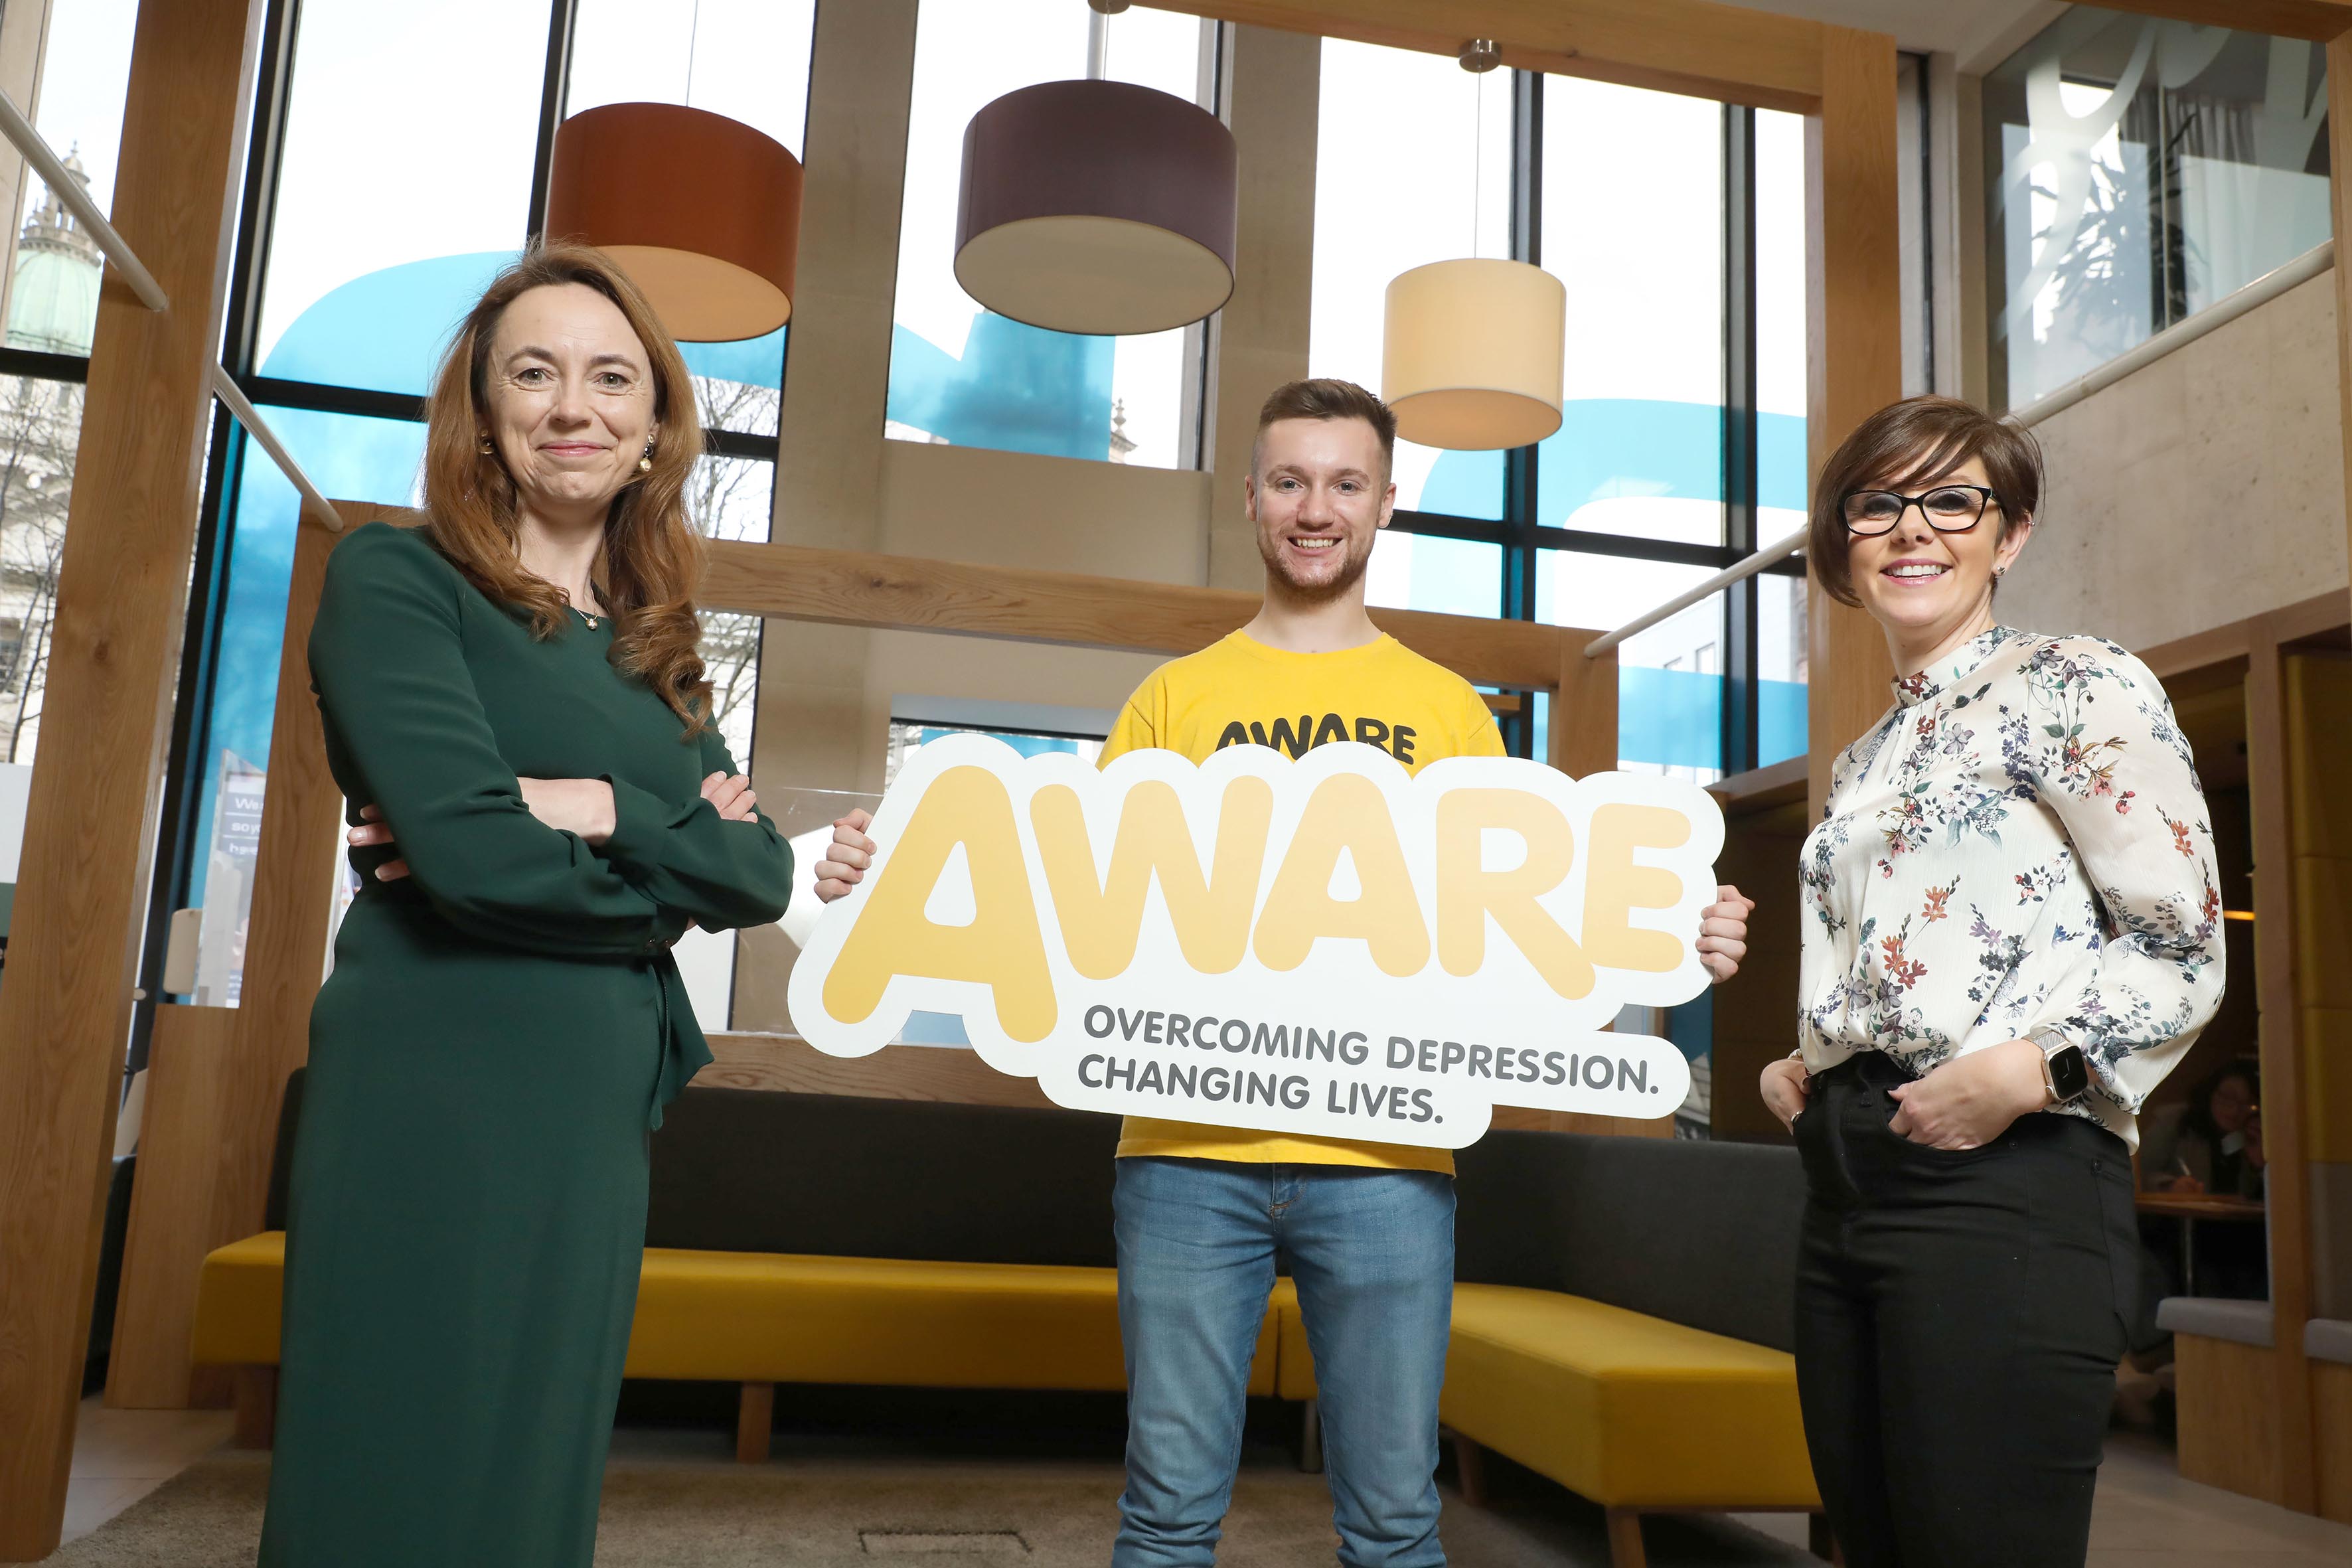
[477,433,495,455]
[638,444,655,474]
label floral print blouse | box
[1798,627,2225,1148]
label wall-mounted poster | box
[789,734,1723,1148]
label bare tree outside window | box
[686,374,777,765]
[0,376,82,767]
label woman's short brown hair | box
[1809,394,2043,607]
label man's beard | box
[1258,530,1373,602]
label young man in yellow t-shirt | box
[817,380,1753,1567]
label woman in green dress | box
[258,244,793,1565]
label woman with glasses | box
[1758,395,2223,1566]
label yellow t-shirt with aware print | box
[1097,629,1506,1175]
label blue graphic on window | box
[1424,398,1810,775]
[886,314,1114,462]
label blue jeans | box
[1112,1157,1455,1568]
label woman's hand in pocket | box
[1760,1056,1810,1133]
[1887,1039,2048,1150]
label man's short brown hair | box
[1253,378,1397,477]
[1809,394,2043,607]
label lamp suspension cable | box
[1087,0,1121,80]
[1470,69,1482,258]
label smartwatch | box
[2029,1026,2090,1105]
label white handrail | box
[1583,526,1806,658]
[0,89,167,313]
[2005,239,2333,430]
[211,366,343,531]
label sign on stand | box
[789,735,1723,1148]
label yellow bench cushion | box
[1278,1283,1815,1508]
[191,1234,1286,1397]
[191,1231,289,1368]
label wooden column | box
[2331,37,2352,607]
[735,0,920,1034]
[106,508,362,1410]
[1206,23,1320,592]
[0,0,266,1556]
[1801,25,1903,817]
[2245,628,2317,1511]
[1550,633,1619,781]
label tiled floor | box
[60,1396,234,1545]
[56,1398,2352,1563]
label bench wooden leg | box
[1449,1431,1487,1507]
[1605,1507,1647,1568]
[736,1381,774,1464]
[232,1366,276,1450]
[1809,1511,1841,1563]
[1298,1398,1323,1473]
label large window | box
[1,0,135,358]
[1316,44,1808,784]
[1984,7,2332,412]
[0,0,133,928]
[888,1,1217,469]
[165,0,815,1019]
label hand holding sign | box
[792,736,1733,1148]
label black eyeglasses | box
[1840,485,2001,536]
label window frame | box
[1374,70,1802,772]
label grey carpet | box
[49,1445,1815,1566]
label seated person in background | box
[2140,1060,2264,1198]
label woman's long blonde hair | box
[420,242,712,734]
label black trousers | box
[1792,1053,2138,1568]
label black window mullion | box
[1721,104,1761,779]
[1504,68,1543,757]
[1505,66,1541,627]
[526,0,582,242]
[141,0,305,1041]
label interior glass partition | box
[1983,5,2333,411]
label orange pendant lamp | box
[544,102,803,343]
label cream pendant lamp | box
[544,102,803,342]
[952,3,1238,336]
[1384,258,1565,450]
[1381,40,1565,451]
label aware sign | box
[788,735,1724,1148]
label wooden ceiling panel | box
[1154,1,1830,112]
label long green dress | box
[258,521,793,1565]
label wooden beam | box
[1550,641,1618,779]
[0,1,266,1555]
[208,509,353,1255]
[106,509,367,1413]
[2249,631,2319,1512]
[104,1004,237,1409]
[701,538,1586,696]
[1802,25,1903,821]
[2097,1,2352,43]
[1157,1,1824,112]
